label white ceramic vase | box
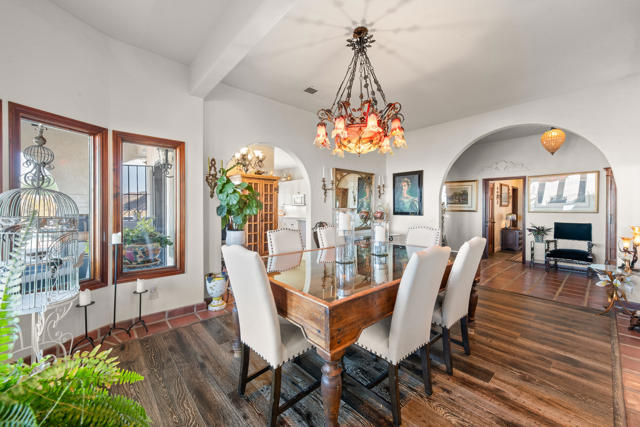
[205,273,228,311]
[226,229,245,246]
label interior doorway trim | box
[482,176,527,263]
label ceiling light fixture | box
[313,26,406,157]
[540,127,566,155]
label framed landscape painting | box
[528,171,599,213]
[445,180,478,212]
[500,183,510,207]
[393,171,423,215]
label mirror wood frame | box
[333,168,374,230]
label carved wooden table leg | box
[231,305,241,358]
[468,280,479,323]
[319,350,343,427]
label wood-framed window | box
[113,131,185,281]
[8,102,109,290]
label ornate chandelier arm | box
[363,54,388,106]
[329,51,359,114]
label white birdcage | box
[0,125,80,315]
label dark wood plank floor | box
[111,288,618,426]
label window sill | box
[80,279,108,291]
[116,266,185,283]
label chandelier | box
[540,128,566,155]
[313,27,406,157]
[232,146,265,174]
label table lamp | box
[619,226,640,272]
[505,213,517,229]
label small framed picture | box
[500,183,510,207]
[444,180,478,212]
[292,193,305,206]
[393,171,423,216]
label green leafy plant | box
[215,164,263,231]
[123,217,173,247]
[0,213,150,426]
[527,224,553,242]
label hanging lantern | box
[540,128,566,155]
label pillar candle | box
[338,212,351,231]
[136,278,145,293]
[79,289,92,306]
[374,225,386,242]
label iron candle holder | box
[127,290,149,334]
[71,301,95,353]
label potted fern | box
[0,213,150,426]
[527,224,553,243]
[215,164,263,246]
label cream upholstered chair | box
[267,228,303,255]
[406,225,440,248]
[222,245,318,426]
[316,225,335,248]
[356,245,451,426]
[431,236,486,375]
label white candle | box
[111,232,122,244]
[338,212,351,231]
[79,289,92,306]
[374,225,386,242]
[323,166,326,179]
[136,278,145,293]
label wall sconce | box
[619,226,640,272]
[205,157,219,199]
[377,175,385,199]
[321,167,334,203]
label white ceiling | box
[222,0,640,129]
[50,0,228,64]
[49,0,640,129]
[476,124,551,144]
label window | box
[8,103,108,289]
[113,131,185,281]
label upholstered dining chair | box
[431,236,486,375]
[405,225,441,248]
[316,225,336,248]
[355,245,451,426]
[222,245,319,426]
[267,228,303,255]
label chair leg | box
[460,316,471,356]
[238,343,250,396]
[388,363,401,426]
[442,327,453,375]
[268,367,282,427]
[419,344,433,396]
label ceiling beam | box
[189,0,298,98]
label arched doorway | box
[440,123,615,308]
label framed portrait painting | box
[444,180,478,212]
[393,171,423,215]
[528,171,599,213]
[499,183,510,207]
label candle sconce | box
[377,182,385,199]
[205,157,219,199]
[321,177,335,203]
[619,226,640,272]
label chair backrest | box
[441,236,486,328]
[388,245,451,364]
[553,222,592,242]
[222,245,283,367]
[406,226,440,248]
[317,226,336,248]
[267,228,303,255]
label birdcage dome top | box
[0,187,79,220]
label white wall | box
[444,134,608,261]
[385,74,640,261]
[203,83,387,273]
[0,0,204,343]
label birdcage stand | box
[71,301,95,353]
[102,243,130,343]
[127,290,149,334]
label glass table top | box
[263,243,453,303]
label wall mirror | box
[333,168,374,230]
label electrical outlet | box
[149,287,159,300]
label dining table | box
[230,241,480,426]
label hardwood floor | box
[111,287,619,426]
[479,251,608,311]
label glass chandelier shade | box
[313,27,406,157]
[540,128,566,155]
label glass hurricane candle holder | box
[336,262,356,298]
[335,208,356,264]
[371,219,389,256]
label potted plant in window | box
[215,164,263,246]
[123,217,173,268]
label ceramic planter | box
[226,229,245,246]
[205,273,228,311]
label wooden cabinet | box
[501,228,522,251]
[235,174,279,255]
